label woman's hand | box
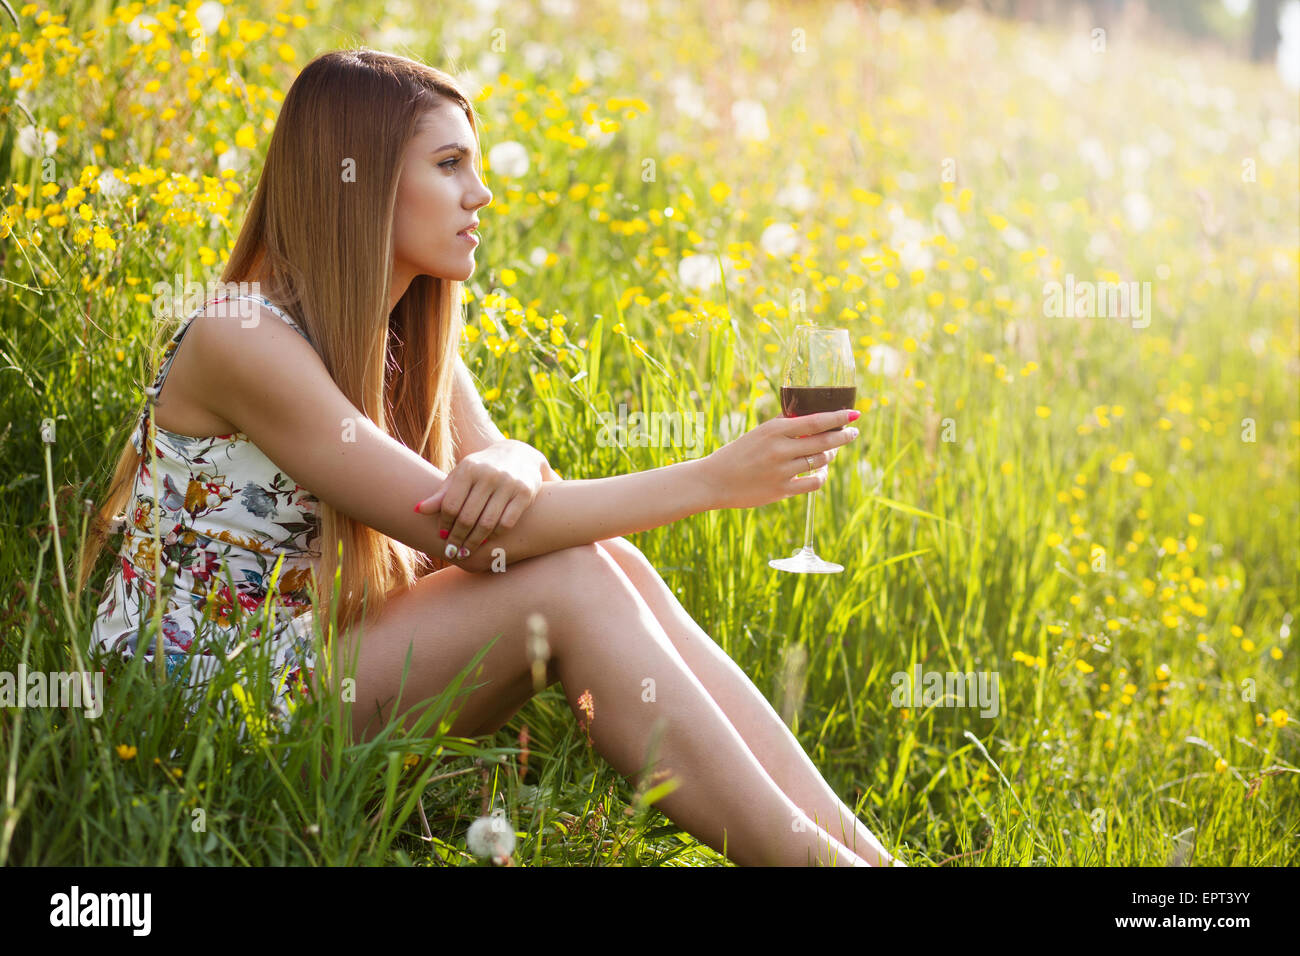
[699,408,860,511]
[414,439,550,560]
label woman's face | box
[391,102,493,292]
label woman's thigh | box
[331,543,606,743]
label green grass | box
[0,0,1295,865]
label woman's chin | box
[427,261,476,282]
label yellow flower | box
[1000,461,1014,476]
[1187,513,1204,527]
[1075,660,1094,674]
[1045,532,1063,548]
[1155,663,1170,681]
[1035,405,1051,418]
[1230,625,1243,637]
[115,744,137,761]
[1241,638,1255,652]
[709,182,730,204]
[500,268,517,287]
[1271,647,1283,660]
[1214,757,1227,773]
[1269,709,1288,728]
[1133,471,1153,488]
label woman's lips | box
[458,227,479,246]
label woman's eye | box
[439,158,461,171]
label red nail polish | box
[413,503,422,512]
[847,409,861,422]
[439,529,449,539]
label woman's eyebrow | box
[432,141,477,158]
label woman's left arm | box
[421,356,557,550]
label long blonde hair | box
[77,48,480,640]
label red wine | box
[781,385,857,420]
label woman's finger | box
[415,488,446,514]
[445,484,492,558]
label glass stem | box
[801,474,818,553]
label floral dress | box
[89,293,322,724]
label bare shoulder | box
[185,300,328,429]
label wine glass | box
[768,325,857,574]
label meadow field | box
[0,0,1296,865]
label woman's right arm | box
[194,304,859,574]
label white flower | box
[374,24,420,49]
[1123,191,1153,232]
[97,168,129,200]
[775,180,815,213]
[866,344,903,377]
[522,41,555,74]
[1077,137,1112,180]
[620,0,650,21]
[898,239,933,273]
[933,203,964,241]
[678,253,721,291]
[1000,226,1028,251]
[16,125,56,159]
[1279,1,1300,91]
[582,120,616,149]
[888,208,930,270]
[217,148,247,174]
[529,246,549,267]
[731,100,769,143]
[759,223,802,258]
[487,140,529,178]
[670,76,707,119]
[593,49,621,78]
[127,15,159,44]
[467,810,516,863]
[1085,231,1113,261]
[196,1,225,35]
[476,51,504,84]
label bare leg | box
[592,535,902,867]
[336,543,873,866]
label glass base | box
[768,546,843,574]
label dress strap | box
[207,293,311,344]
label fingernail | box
[439,529,449,539]
[413,502,423,513]
[847,409,861,422]
[847,427,860,438]
[458,546,470,558]
[444,543,458,559]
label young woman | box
[79,48,901,868]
